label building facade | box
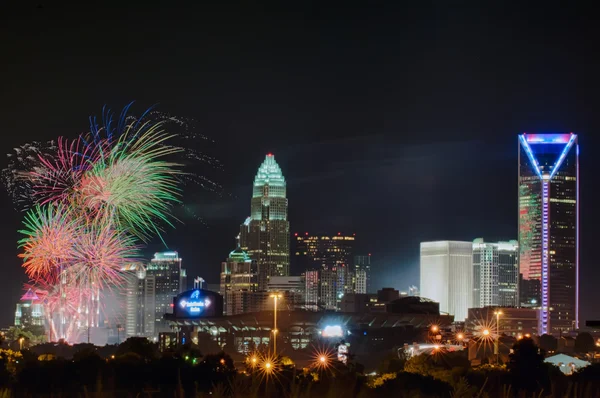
[472,239,519,308]
[219,244,258,315]
[304,270,320,311]
[121,264,156,339]
[239,154,290,290]
[420,241,473,321]
[267,276,305,303]
[14,289,44,330]
[146,251,187,335]
[294,232,356,310]
[518,133,579,335]
[354,254,371,294]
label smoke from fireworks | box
[7,104,210,342]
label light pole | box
[270,293,282,355]
[494,310,503,364]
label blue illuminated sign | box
[178,290,211,314]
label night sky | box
[1,2,599,328]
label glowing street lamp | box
[456,333,464,344]
[19,337,24,351]
[482,329,490,336]
[430,325,439,333]
[270,293,282,354]
[494,310,503,364]
[264,361,272,373]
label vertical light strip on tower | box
[541,180,550,335]
[576,143,580,330]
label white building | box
[472,239,519,308]
[420,241,473,321]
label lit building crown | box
[253,154,286,198]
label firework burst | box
[6,104,209,343]
[18,204,78,282]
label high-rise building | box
[14,288,44,330]
[219,243,258,315]
[120,264,156,339]
[304,270,320,311]
[294,233,355,270]
[293,232,355,310]
[239,154,290,290]
[518,133,579,335]
[354,254,371,294]
[420,241,473,321]
[472,239,519,309]
[146,251,186,334]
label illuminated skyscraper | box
[219,241,258,315]
[472,239,519,308]
[294,232,355,310]
[14,288,44,330]
[518,133,579,335]
[354,254,371,294]
[239,154,290,290]
[146,251,187,335]
[420,241,473,321]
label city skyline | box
[1,2,600,329]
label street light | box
[494,310,503,364]
[270,293,282,354]
[430,325,439,333]
[482,329,490,336]
[18,337,24,351]
[456,333,464,344]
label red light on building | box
[294,233,298,236]
[170,303,174,307]
[267,153,273,156]
[305,232,308,236]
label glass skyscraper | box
[518,133,578,335]
[239,154,290,290]
[146,251,186,335]
[472,239,519,309]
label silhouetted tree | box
[508,338,551,394]
[115,337,158,361]
[538,334,558,352]
[574,332,595,353]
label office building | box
[120,264,156,338]
[146,251,186,334]
[304,270,319,311]
[472,239,519,308]
[219,243,258,315]
[420,241,473,321]
[518,133,579,335]
[268,276,304,295]
[354,254,371,293]
[14,288,44,329]
[294,232,356,310]
[239,154,290,290]
[294,233,355,270]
